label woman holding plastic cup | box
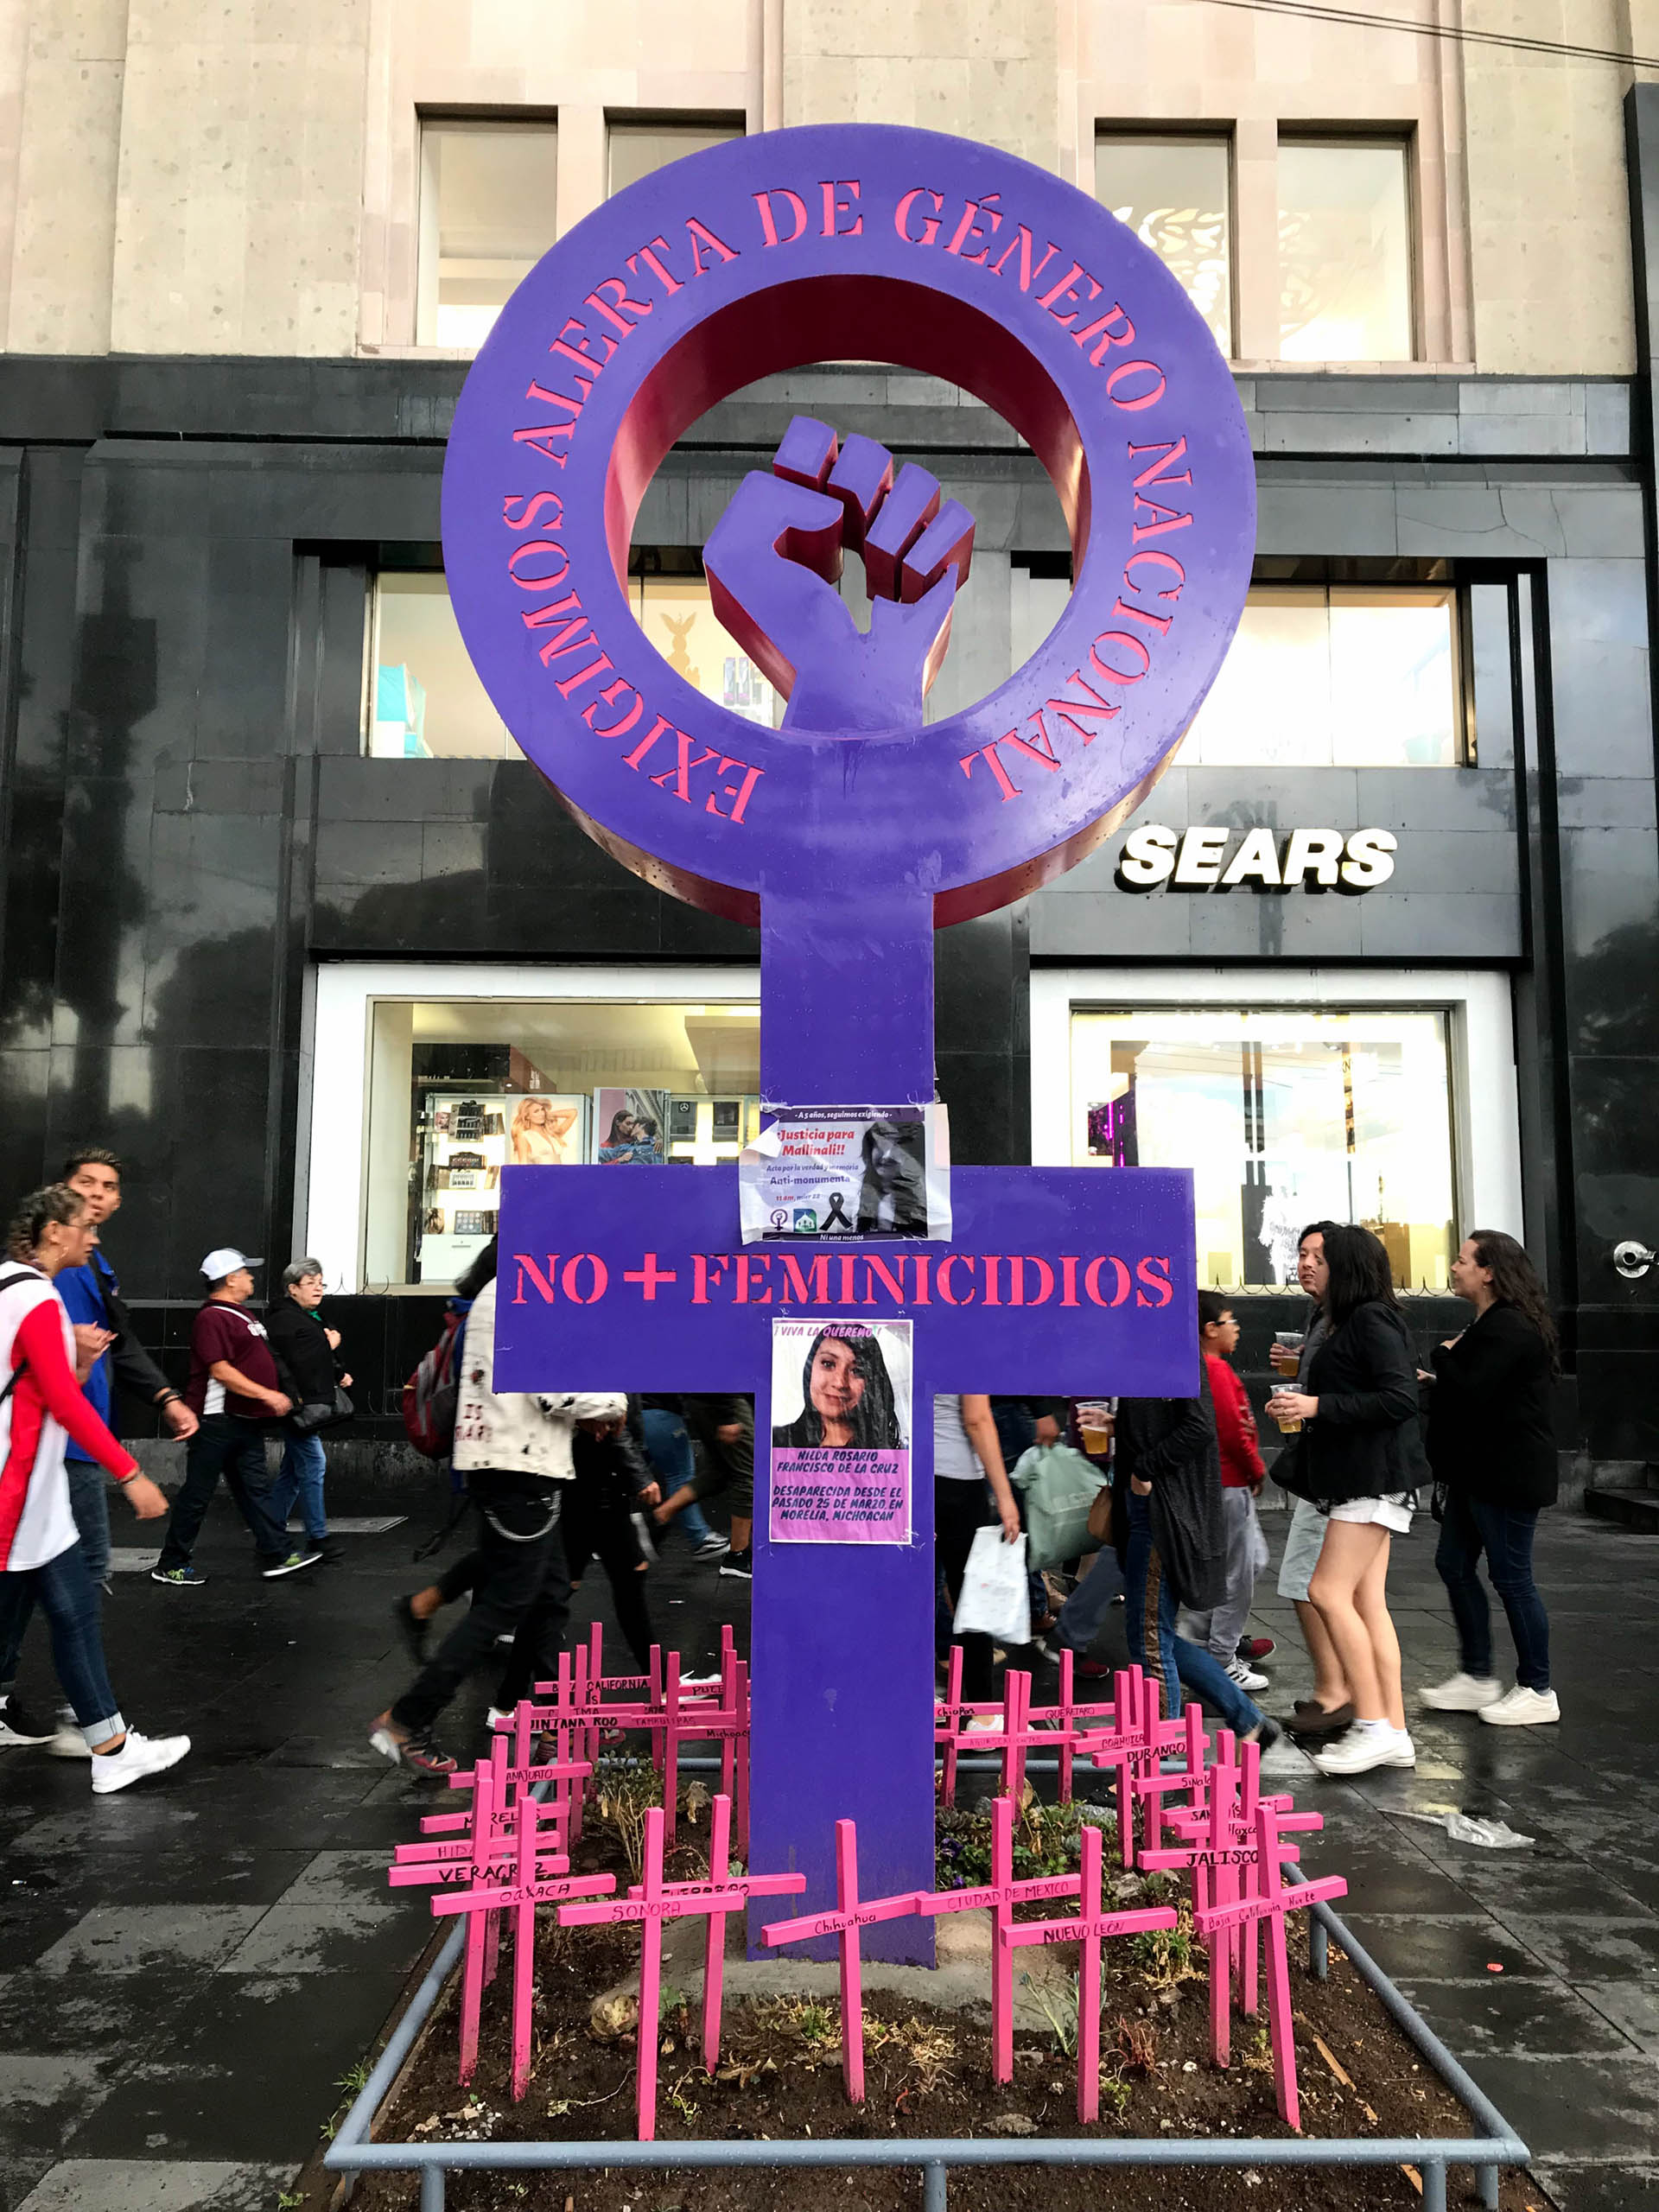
[1267,1223,1427,1777]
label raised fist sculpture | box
[703,416,976,735]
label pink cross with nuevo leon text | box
[760,1819,923,2104]
[558,1799,804,2140]
[912,1791,1083,2082]
[1001,1816,1179,2126]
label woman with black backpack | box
[1266,1222,1427,1777]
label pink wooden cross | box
[423,1781,615,2094]
[760,1819,923,2103]
[1080,1666,1156,1866]
[933,1645,1002,1808]
[1025,1648,1121,1804]
[1001,1817,1179,2124]
[1192,1797,1346,2128]
[559,1801,804,2139]
[1128,1700,1210,1866]
[939,1669,1055,1803]
[912,1792,1082,2082]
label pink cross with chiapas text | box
[760,1819,924,2103]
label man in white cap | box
[150,1250,321,1586]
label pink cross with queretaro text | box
[559,1799,804,2139]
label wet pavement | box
[0,1497,1655,2211]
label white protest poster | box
[767,1318,912,1546]
[739,1105,951,1243]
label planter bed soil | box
[346,1805,1541,2212]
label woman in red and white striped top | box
[0,1185,190,1792]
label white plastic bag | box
[952,1526,1032,1645]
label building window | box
[607,118,744,198]
[628,564,777,725]
[361,994,760,1286]
[1096,133,1232,356]
[1278,138,1413,362]
[1182,586,1460,769]
[1069,1006,1457,1292]
[365,573,520,760]
[418,119,558,350]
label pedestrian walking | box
[372,1240,624,1776]
[1116,1370,1278,1746]
[564,1400,659,1672]
[638,1394,727,1558]
[0,1185,189,1790]
[1421,1230,1561,1727]
[1052,1399,1125,1677]
[1268,1222,1354,1744]
[935,1393,1023,1708]
[150,1250,321,1586]
[653,1395,754,1579]
[1266,1222,1426,1777]
[0,1146,199,1756]
[1180,1293,1271,1691]
[266,1257,351,1560]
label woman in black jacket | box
[266,1259,350,1559]
[1267,1224,1426,1777]
[1421,1231,1560,1727]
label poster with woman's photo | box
[739,1105,951,1243]
[506,1095,588,1166]
[590,1087,671,1164]
[768,1319,912,1545]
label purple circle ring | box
[442,124,1255,926]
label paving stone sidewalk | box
[0,1500,1655,2211]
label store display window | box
[1069,1005,1457,1292]
[363,995,760,1286]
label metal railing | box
[326,1834,1529,2212]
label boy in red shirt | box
[1180,1292,1272,1692]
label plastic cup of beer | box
[1270,1333,1305,1433]
[1077,1400,1113,1456]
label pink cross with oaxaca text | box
[913,1792,1083,2082]
[1001,1817,1179,2125]
[760,1819,922,2103]
[559,1800,804,2139]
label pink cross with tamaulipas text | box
[1000,1817,1180,2126]
[1187,1794,1346,2129]
[760,1819,923,2103]
[559,1799,804,2140]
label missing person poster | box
[739,1105,951,1243]
[768,1318,912,1546]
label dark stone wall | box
[0,353,1651,1463]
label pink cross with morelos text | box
[1000,1817,1180,2125]
[913,1792,1083,2082]
[1192,1797,1347,2130]
[559,1800,804,2140]
[760,1819,923,2103]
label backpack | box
[402,1301,468,1459]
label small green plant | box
[1027,1970,1080,2057]
[335,2060,371,2097]
[276,2194,305,2210]
[1097,2075,1132,2116]
[594,1754,665,1880]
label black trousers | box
[563,1490,654,1672]
[391,1474,569,1732]
[683,1399,754,1516]
[156,1415,288,1569]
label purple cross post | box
[439,124,1255,1961]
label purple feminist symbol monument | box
[440,123,1255,1961]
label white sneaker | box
[90,1729,191,1795]
[694,1535,731,1560]
[0,1695,56,1748]
[1226,1658,1270,1693]
[1420,1671,1502,1712]
[963,1713,1002,1734]
[1313,1722,1416,1777]
[1478,1685,1560,1727]
[47,1705,92,1759]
